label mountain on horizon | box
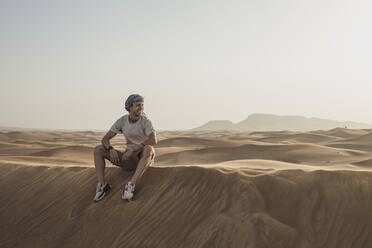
[193,113,372,131]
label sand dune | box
[0,131,59,141]
[256,132,340,144]
[249,130,297,137]
[156,143,366,166]
[344,132,372,143]
[1,164,372,248]
[352,158,372,168]
[313,128,370,139]
[30,145,93,158]
[326,143,372,152]
[157,137,238,148]
[1,129,372,248]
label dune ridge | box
[1,164,372,248]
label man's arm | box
[131,131,157,152]
[101,130,117,150]
[143,131,157,146]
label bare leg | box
[94,145,107,184]
[130,145,155,184]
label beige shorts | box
[102,148,143,171]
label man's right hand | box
[109,149,120,165]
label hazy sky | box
[1,0,372,130]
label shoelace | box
[125,182,135,192]
[97,183,105,192]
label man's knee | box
[94,145,106,156]
[143,145,155,159]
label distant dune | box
[313,127,370,139]
[30,145,93,158]
[156,137,238,148]
[2,128,372,247]
[255,132,340,144]
[156,143,364,166]
[193,114,372,131]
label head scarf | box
[125,94,144,111]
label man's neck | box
[129,114,140,123]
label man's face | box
[130,101,144,117]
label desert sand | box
[1,128,372,247]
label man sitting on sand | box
[93,94,157,201]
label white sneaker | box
[122,181,135,201]
[93,182,111,202]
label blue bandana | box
[125,94,144,111]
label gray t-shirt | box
[110,114,155,149]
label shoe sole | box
[122,197,134,201]
[122,196,134,201]
[122,190,134,201]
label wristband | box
[132,147,137,152]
